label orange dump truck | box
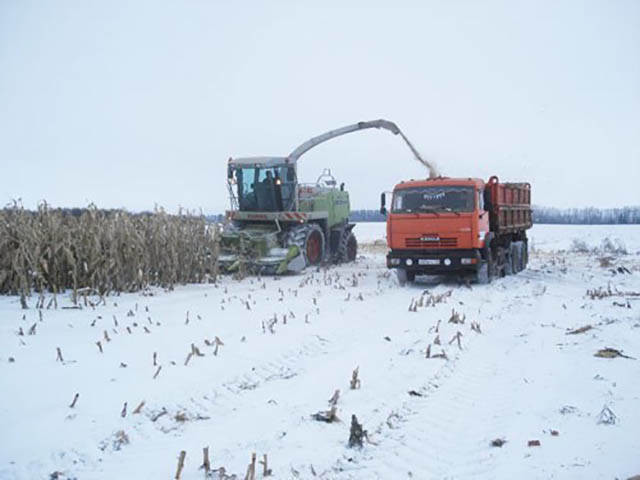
[380,176,532,284]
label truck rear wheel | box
[504,246,514,276]
[512,241,524,273]
[507,243,521,275]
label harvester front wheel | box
[285,223,326,269]
[305,226,325,266]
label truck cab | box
[382,176,531,284]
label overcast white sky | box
[1,0,639,213]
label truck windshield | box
[235,166,296,211]
[392,186,475,213]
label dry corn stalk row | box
[0,201,220,302]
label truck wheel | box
[476,250,493,284]
[504,245,514,276]
[397,268,415,286]
[475,263,490,284]
[517,241,526,271]
[512,242,523,273]
[335,230,357,263]
[508,243,521,275]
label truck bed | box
[485,176,532,234]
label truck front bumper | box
[386,249,482,274]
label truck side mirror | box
[227,165,234,180]
[380,192,387,216]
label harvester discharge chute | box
[219,119,425,275]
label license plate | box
[421,236,439,242]
[419,259,440,265]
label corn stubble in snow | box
[0,201,220,306]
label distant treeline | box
[532,206,640,225]
[349,210,387,222]
[348,207,640,224]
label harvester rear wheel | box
[335,230,358,263]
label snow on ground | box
[1,224,639,479]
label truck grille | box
[405,237,458,248]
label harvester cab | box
[219,119,425,275]
[226,157,298,213]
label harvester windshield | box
[392,186,474,214]
[232,165,296,211]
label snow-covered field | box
[1,224,639,479]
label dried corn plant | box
[586,284,640,300]
[0,201,220,304]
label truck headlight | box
[405,258,413,266]
[390,258,400,266]
[461,258,475,265]
[443,258,451,266]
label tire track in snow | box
[329,287,535,479]
[214,340,328,402]
[148,337,330,421]
[332,344,519,479]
